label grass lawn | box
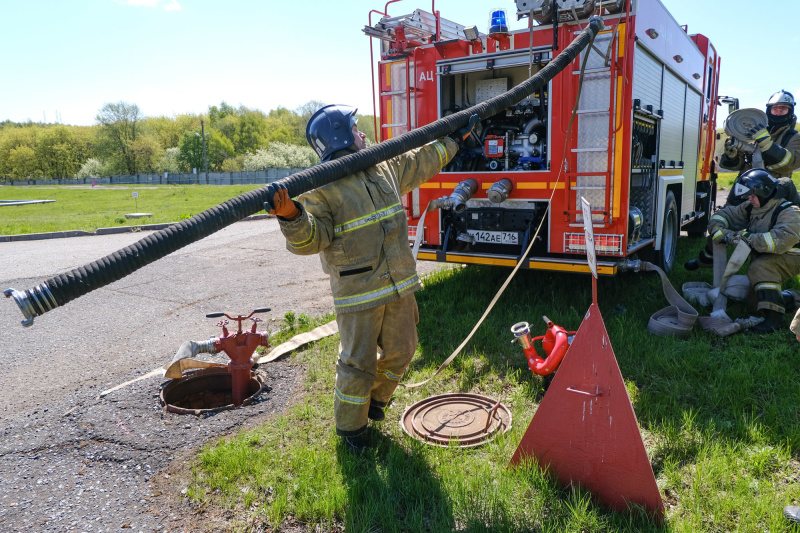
[186,236,800,532]
[4,177,800,531]
[0,184,262,235]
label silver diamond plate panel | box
[577,112,611,150]
[581,33,614,71]
[577,151,608,173]
[578,71,611,111]
[575,175,606,223]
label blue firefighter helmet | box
[305,105,359,162]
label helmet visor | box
[733,180,753,200]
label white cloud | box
[113,0,181,11]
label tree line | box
[0,101,378,181]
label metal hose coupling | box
[4,283,59,327]
[427,178,478,213]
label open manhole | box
[160,367,265,415]
[400,393,512,448]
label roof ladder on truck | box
[365,10,475,141]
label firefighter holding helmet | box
[721,90,800,206]
[268,105,476,453]
[705,168,800,333]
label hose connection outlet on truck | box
[487,178,514,204]
[427,178,479,213]
[511,316,577,375]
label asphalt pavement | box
[0,218,336,532]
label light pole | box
[196,120,210,185]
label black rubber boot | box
[368,399,386,422]
[785,505,800,524]
[342,435,367,455]
[684,259,701,271]
[752,310,784,334]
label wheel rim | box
[664,206,678,266]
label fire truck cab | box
[364,0,721,274]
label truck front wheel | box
[654,190,679,273]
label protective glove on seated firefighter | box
[721,90,800,207]
[266,104,464,453]
[686,168,800,334]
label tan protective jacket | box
[709,197,800,254]
[278,138,458,314]
[720,126,800,178]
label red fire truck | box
[364,0,721,274]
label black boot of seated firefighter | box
[368,399,387,422]
[685,242,714,271]
[753,309,785,334]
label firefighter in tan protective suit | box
[268,105,475,453]
[706,168,800,333]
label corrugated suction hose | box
[5,16,603,326]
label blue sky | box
[1,0,798,127]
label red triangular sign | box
[509,302,664,518]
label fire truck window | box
[706,65,713,100]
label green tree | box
[128,134,164,173]
[206,130,235,170]
[36,125,90,179]
[7,145,38,179]
[177,130,204,172]
[95,101,142,174]
[156,147,182,173]
[0,127,37,179]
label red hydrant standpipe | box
[207,308,270,406]
[511,316,576,376]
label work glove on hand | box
[724,137,739,158]
[711,228,737,245]
[737,230,754,246]
[265,184,300,220]
[448,114,480,148]
[745,123,774,150]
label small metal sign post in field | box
[132,191,139,210]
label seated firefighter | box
[268,105,476,453]
[702,169,800,333]
[721,90,800,207]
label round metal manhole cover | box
[400,393,511,448]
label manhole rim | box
[160,366,265,415]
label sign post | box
[132,191,139,211]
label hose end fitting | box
[451,178,479,213]
[4,282,59,327]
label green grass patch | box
[186,238,800,532]
[0,184,261,235]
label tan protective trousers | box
[748,253,800,312]
[333,294,419,436]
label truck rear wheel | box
[654,190,679,272]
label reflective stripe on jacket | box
[278,138,459,313]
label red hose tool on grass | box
[511,316,576,375]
